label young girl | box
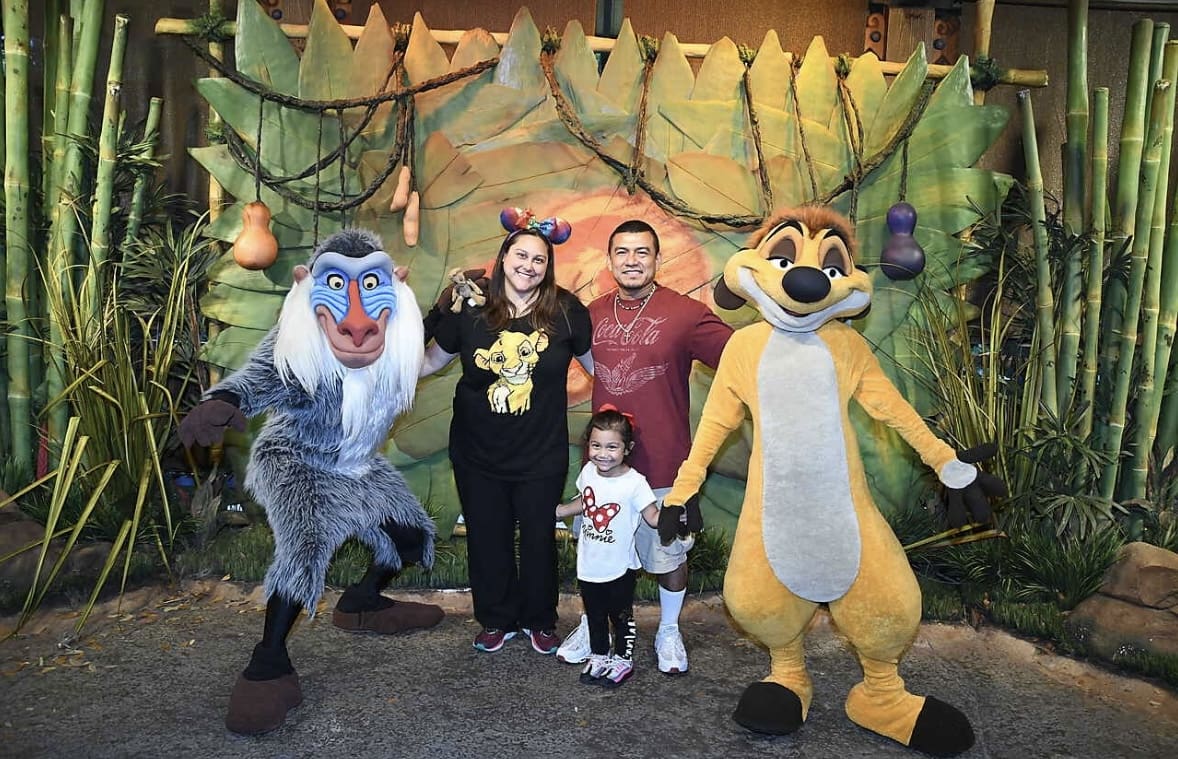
[555,405,658,687]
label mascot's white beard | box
[272,276,424,457]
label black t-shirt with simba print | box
[433,287,592,480]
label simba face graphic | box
[474,329,550,414]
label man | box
[557,219,733,674]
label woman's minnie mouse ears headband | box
[500,207,573,245]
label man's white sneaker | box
[655,625,688,674]
[556,614,593,664]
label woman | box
[422,209,593,654]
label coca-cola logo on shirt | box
[593,315,665,346]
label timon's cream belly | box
[758,330,861,602]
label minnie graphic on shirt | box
[581,485,620,544]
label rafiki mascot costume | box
[659,206,1005,756]
[179,229,443,735]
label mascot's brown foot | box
[906,696,974,757]
[224,672,303,735]
[332,597,444,634]
[732,681,804,735]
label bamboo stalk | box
[0,9,7,462]
[1099,19,1154,406]
[45,0,106,453]
[49,14,74,206]
[1019,90,1059,418]
[121,97,164,248]
[1157,346,1178,458]
[41,0,63,209]
[1126,43,1178,496]
[1078,87,1109,440]
[5,0,34,473]
[973,0,996,105]
[84,14,130,320]
[206,0,226,387]
[152,16,1050,87]
[1100,79,1171,501]
[1057,0,1090,409]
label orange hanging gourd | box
[233,201,279,270]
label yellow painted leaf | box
[864,45,927,156]
[692,37,744,102]
[667,152,761,216]
[554,20,600,101]
[597,18,643,111]
[645,33,696,161]
[450,28,499,72]
[844,51,887,146]
[794,36,838,129]
[299,0,354,101]
[767,154,809,208]
[749,30,790,112]
[350,4,396,98]
[404,12,449,84]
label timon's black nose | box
[782,267,831,303]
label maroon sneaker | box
[525,628,560,654]
[473,628,516,652]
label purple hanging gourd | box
[880,201,926,281]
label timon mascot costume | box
[179,229,443,735]
[659,206,1005,756]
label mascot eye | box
[326,273,346,290]
[824,267,845,279]
[769,257,794,271]
[361,273,381,291]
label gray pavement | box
[1,581,1175,758]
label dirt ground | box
[1,581,1176,758]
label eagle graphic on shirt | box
[596,353,667,395]
[474,329,549,415]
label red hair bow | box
[597,403,637,431]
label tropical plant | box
[174,0,1015,538]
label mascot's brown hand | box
[658,494,703,545]
[945,442,1007,528]
[179,398,246,449]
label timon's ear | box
[714,277,747,310]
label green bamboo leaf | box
[350,2,398,142]
[749,30,790,111]
[667,152,761,215]
[692,37,744,102]
[403,12,450,84]
[355,150,400,214]
[644,33,696,162]
[201,285,284,330]
[495,7,545,91]
[844,51,887,143]
[698,470,746,544]
[234,0,300,95]
[851,402,929,517]
[299,0,355,100]
[473,112,634,155]
[424,84,545,149]
[465,142,595,200]
[554,20,602,104]
[418,133,484,209]
[200,325,270,370]
[391,449,462,538]
[659,100,743,152]
[864,45,927,156]
[597,18,643,112]
[207,250,294,292]
[794,36,839,129]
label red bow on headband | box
[597,403,637,431]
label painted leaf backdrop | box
[191,1,1012,537]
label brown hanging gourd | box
[233,200,279,270]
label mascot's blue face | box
[295,246,397,369]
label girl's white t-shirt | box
[573,463,658,583]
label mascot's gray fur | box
[180,228,444,735]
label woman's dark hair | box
[583,407,635,456]
[483,228,560,333]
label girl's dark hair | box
[484,228,560,333]
[583,407,635,453]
